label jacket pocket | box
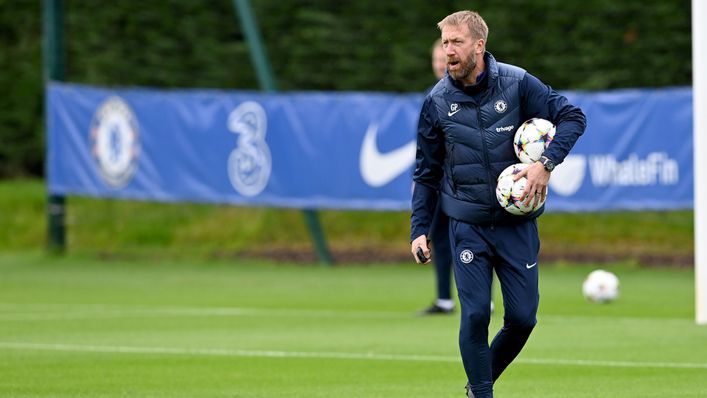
[447,144,458,194]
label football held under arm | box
[520,73,587,165]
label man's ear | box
[476,39,485,54]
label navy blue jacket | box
[410,52,586,241]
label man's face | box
[441,24,483,83]
[431,46,446,80]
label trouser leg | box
[489,220,540,381]
[431,205,453,300]
[450,219,494,398]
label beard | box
[449,53,477,82]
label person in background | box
[417,38,456,315]
[431,38,447,83]
[411,10,586,397]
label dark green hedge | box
[0,0,691,176]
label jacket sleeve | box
[520,72,587,165]
[410,96,445,242]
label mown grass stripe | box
[0,303,694,323]
[2,342,706,370]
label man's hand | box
[515,162,550,208]
[411,235,431,264]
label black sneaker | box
[417,303,455,315]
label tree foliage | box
[0,0,691,176]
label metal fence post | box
[233,0,333,264]
[43,0,66,253]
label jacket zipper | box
[476,107,496,227]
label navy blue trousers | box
[449,218,540,398]
[430,201,453,300]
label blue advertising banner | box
[47,83,693,212]
[550,87,692,211]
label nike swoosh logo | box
[448,109,461,117]
[548,155,586,197]
[359,123,416,187]
[526,262,537,269]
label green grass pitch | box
[0,252,706,397]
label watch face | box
[542,157,555,171]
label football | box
[582,269,620,303]
[496,163,546,215]
[513,118,556,164]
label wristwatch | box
[539,155,556,172]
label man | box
[418,38,455,315]
[410,10,586,398]
[420,39,495,316]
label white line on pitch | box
[1,342,706,370]
[0,306,409,321]
[516,357,707,369]
[0,342,455,363]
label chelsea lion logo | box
[90,96,140,188]
[494,100,508,113]
[227,101,272,197]
[460,249,474,264]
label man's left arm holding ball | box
[514,72,587,206]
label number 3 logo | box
[227,101,272,197]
